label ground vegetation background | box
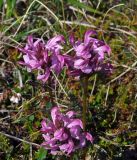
[0,0,137,159]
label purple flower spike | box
[19,35,65,83]
[41,107,93,156]
[67,30,112,76]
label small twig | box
[8,37,22,46]
[128,111,135,129]
[29,145,33,160]
[65,48,74,55]
[112,108,118,123]
[90,74,97,96]
[51,70,69,98]
[17,69,23,88]
[0,132,40,147]
[100,135,135,147]
[69,5,93,24]
[105,84,110,106]
[0,109,18,113]
[0,58,15,65]
[35,0,63,28]
[4,17,23,34]
[60,20,96,28]
[99,136,119,146]
[108,61,137,84]
[93,0,101,16]
[101,3,125,42]
[13,0,36,37]
[0,115,10,122]
[110,27,136,39]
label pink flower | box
[41,107,93,155]
[19,36,45,71]
[67,30,112,76]
[19,35,65,82]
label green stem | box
[82,76,89,131]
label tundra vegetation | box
[0,0,137,160]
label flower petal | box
[27,35,33,46]
[78,136,86,148]
[37,70,50,82]
[69,33,75,45]
[95,45,111,60]
[51,107,60,125]
[70,126,81,139]
[54,128,64,140]
[41,119,55,132]
[23,55,30,63]
[66,111,75,118]
[67,119,83,129]
[42,134,51,141]
[50,150,59,155]
[81,65,92,74]
[46,35,65,50]
[74,59,85,69]
[84,30,97,44]
[59,139,74,155]
[41,138,58,150]
[85,132,93,143]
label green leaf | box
[35,147,47,160]
[46,102,52,109]
[73,153,79,160]
[0,0,3,9]
[68,0,103,15]
[29,115,35,122]
[6,0,16,18]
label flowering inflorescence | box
[68,30,112,76]
[41,107,93,155]
[19,30,112,82]
[19,30,112,156]
[19,35,65,82]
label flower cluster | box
[68,30,112,76]
[19,35,65,82]
[19,30,112,81]
[18,31,112,156]
[41,107,93,155]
